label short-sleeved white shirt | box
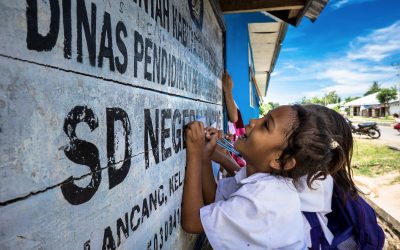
[200,167,333,250]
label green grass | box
[352,139,400,178]
[349,116,394,123]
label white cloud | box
[268,21,400,104]
[315,60,394,86]
[304,82,370,97]
[332,0,349,9]
[331,0,374,9]
[268,58,397,104]
[281,47,298,52]
[270,70,281,77]
[347,21,400,61]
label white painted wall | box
[0,0,223,249]
[390,101,400,115]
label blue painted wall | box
[224,13,274,124]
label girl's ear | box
[270,158,296,171]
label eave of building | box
[219,0,329,27]
[248,22,287,97]
[220,0,329,100]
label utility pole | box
[396,80,400,106]
[392,62,400,102]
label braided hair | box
[277,104,358,197]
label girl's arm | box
[181,122,206,234]
[223,72,238,123]
[201,155,216,205]
[202,128,218,205]
[182,122,205,233]
[211,149,240,176]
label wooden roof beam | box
[288,9,300,19]
[267,10,298,26]
[220,0,305,14]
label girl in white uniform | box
[182,104,358,249]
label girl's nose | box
[246,119,256,129]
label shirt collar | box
[297,175,333,213]
[235,168,333,213]
[234,167,273,185]
[234,167,247,183]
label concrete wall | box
[390,101,400,115]
[0,0,223,249]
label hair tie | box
[330,139,339,149]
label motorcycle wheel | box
[367,128,381,139]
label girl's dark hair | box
[278,104,358,197]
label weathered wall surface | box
[0,0,223,249]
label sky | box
[266,0,400,105]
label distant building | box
[344,92,400,117]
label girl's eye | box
[264,117,269,130]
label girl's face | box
[234,106,297,175]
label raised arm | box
[222,71,238,123]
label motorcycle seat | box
[358,122,377,128]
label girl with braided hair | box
[182,104,358,249]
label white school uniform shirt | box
[200,167,334,250]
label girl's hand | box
[185,121,205,156]
[204,127,218,158]
[224,133,235,143]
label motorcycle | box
[346,119,381,139]
[394,123,400,133]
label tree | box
[345,96,359,103]
[299,91,340,106]
[299,97,311,104]
[311,96,324,105]
[299,96,323,105]
[259,102,279,116]
[299,97,309,104]
[324,91,340,104]
[364,81,381,96]
[376,87,397,115]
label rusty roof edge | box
[304,0,329,23]
[293,0,329,26]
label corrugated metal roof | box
[342,92,400,107]
[344,93,380,107]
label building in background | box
[344,92,400,117]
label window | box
[248,45,258,108]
